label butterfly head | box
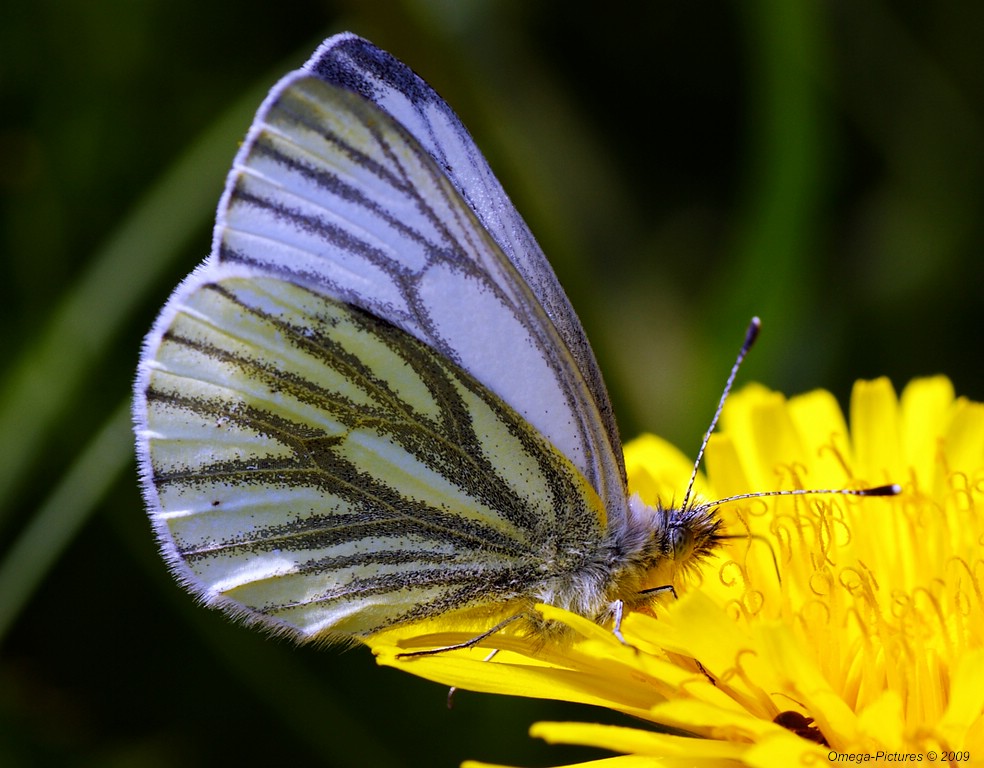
[617,494,725,594]
[664,499,726,572]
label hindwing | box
[138,273,607,639]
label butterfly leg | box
[396,613,527,659]
[611,600,628,645]
[637,584,678,601]
[609,583,684,651]
[446,649,500,709]
[612,582,680,645]
[636,584,717,683]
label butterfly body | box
[134,33,721,646]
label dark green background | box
[2,2,981,766]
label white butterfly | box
[133,33,723,645]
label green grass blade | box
[0,400,131,642]
[0,81,270,519]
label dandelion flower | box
[370,376,984,766]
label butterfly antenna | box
[680,317,761,512]
[680,316,902,513]
[700,483,901,512]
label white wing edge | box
[133,261,308,641]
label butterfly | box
[132,33,743,648]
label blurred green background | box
[2,1,982,766]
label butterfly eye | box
[668,524,694,560]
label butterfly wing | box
[135,35,625,641]
[138,272,606,640]
[304,34,623,491]
[216,34,626,513]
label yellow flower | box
[369,377,984,766]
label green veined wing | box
[139,271,606,640]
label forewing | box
[212,34,627,517]
[305,35,622,483]
[135,272,606,641]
